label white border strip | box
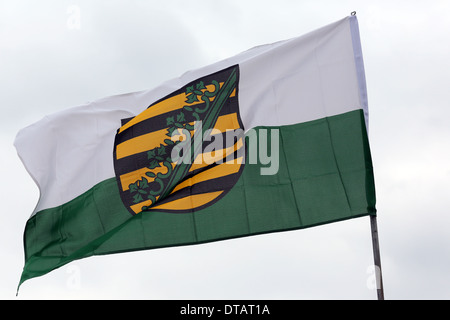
[349,15,369,131]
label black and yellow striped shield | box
[113,65,245,215]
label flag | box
[15,15,376,288]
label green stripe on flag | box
[20,109,375,286]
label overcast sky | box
[1,0,450,300]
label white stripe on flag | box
[15,16,367,216]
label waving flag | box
[15,15,376,288]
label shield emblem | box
[113,65,245,215]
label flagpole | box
[370,215,384,300]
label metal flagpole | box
[348,9,383,299]
[370,215,384,300]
